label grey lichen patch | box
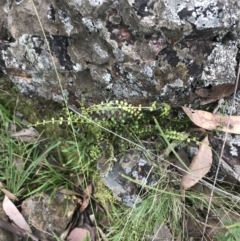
[102,72,112,83]
[230,145,238,157]
[32,72,46,84]
[213,131,240,162]
[75,0,82,6]
[142,0,239,42]
[218,89,240,117]
[58,9,73,36]
[15,0,24,5]
[100,163,141,206]
[113,73,151,99]
[2,34,52,71]
[93,43,109,61]
[89,65,112,86]
[126,72,138,83]
[52,89,69,102]
[161,78,184,96]
[19,35,41,67]
[109,60,161,99]
[113,82,136,98]
[3,1,11,13]
[11,76,36,96]
[141,62,155,78]
[201,43,237,86]
[99,150,156,207]
[72,63,82,72]
[177,0,238,30]
[2,48,20,70]
[113,48,124,62]
[82,17,103,32]
[121,44,140,60]
[181,0,224,29]
[88,0,105,7]
[160,0,184,26]
[224,134,240,157]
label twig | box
[0,219,41,241]
[97,226,109,241]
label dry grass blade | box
[181,136,212,193]
[182,106,240,134]
[58,188,76,196]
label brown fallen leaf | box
[182,106,240,134]
[0,182,17,200]
[79,184,93,213]
[11,127,39,142]
[2,196,32,233]
[67,227,90,241]
[63,183,96,241]
[195,83,239,99]
[181,136,212,198]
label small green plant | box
[215,221,240,241]
[29,100,172,171]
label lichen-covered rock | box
[0,0,240,106]
[21,192,75,241]
[201,43,238,86]
[209,134,240,184]
[97,149,156,206]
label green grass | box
[107,185,183,240]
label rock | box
[209,133,240,184]
[0,0,239,106]
[200,44,238,86]
[21,192,75,241]
[97,149,156,206]
[148,224,173,241]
